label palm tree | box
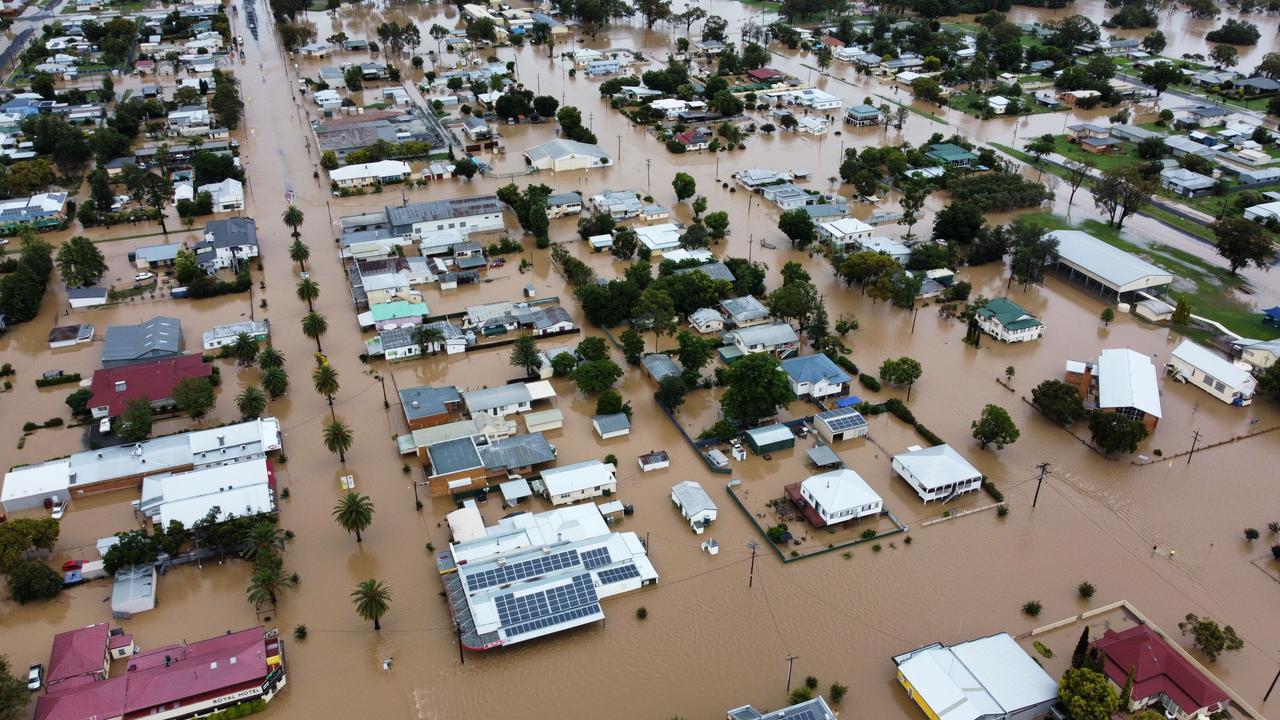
[230,332,260,366]
[351,578,391,630]
[257,345,285,370]
[323,418,354,463]
[413,324,445,356]
[301,311,328,352]
[241,520,286,561]
[296,277,320,312]
[312,363,340,418]
[262,366,289,398]
[236,384,268,419]
[282,205,305,239]
[246,554,297,609]
[288,238,311,272]
[332,490,373,542]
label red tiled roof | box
[821,36,846,48]
[1093,626,1229,715]
[36,676,127,720]
[88,354,211,417]
[46,624,108,686]
[747,68,782,81]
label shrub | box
[23,421,38,432]
[43,417,63,428]
[1022,600,1043,617]
[903,535,912,544]
[1269,522,1280,534]
[829,682,848,704]
[859,373,881,391]
[1273,545,1280,560]
[788,687,814,705]
[982,479,1004,502]
[1033,640,1053,658]
[871,543,882,552]
[859,528,876,540]
[8,561,63,604]
[766,523,788,544]
[603,453,618,466]
[884,398,915,423]
[636,606,648,619]
[35,372,81,387]
[996,504,1009,517]
[1078,581,1096,599]
[294,624,308,640]
[1244,528,1260,541]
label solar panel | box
[597,565,640,584]
[504,603,602,638]
[581,547,612,569]
[464,549,581,591]
[494,574,599,626]
[820,409,866,432]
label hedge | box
[982,479,1004,502]
[35,373,81,388]
[824,350,858,377]
[859,373,881,391]
[205,698,268,720]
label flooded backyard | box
[3,0,1280,718]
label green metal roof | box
[976,297,1041,331]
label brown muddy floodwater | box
[3,1,1280,719]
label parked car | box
[99,417,111,434]
[134,272,155,282]
[51,499,64,520]
[61,560,83,572]
[27,663,42,691]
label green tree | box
[576,336,609,362]
[1100,307,1115,326]
[1214,218,1275,276]
[574,359,624,394]
[704,210,730,240]
[1172,297,1192,324]
[231,332,260,366]
[672,172,696,202]
[619,328,645,364]
[1088,412,1148,454]
[654,373,688,409]
[1178,613,1243,661]
[118,397,154,442]
[282,205,305,239]
[295,277,320,311]
[173,377,215,418]
[971,404,1020,449]
[0,655,31,718]
[55,236,107,288]
[174,248,202,285]
[510,335,542,376]
[1119,665,1135,708]
[721,353,795,423]
[8,561,62,604]
[0,518,60,574]
[262,367,289,399]
[289,238,311,271]
[1058,667,1120,720]
[302,312,329,352]
[352,578,391,630]
[413,325,445,356]
[246,553,296,608]
[236,385,267,420]
[879,357,923,399]
[324,418,354,463]
[675,330,714,385]
[778,209,817,249]
[320,151,339,170]
[595,388,631,417]
[634,287,678,350]
[551,352,577,377]
[1032,380,1087,425]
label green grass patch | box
[873,93,948,125]
[108,280,157,301]
[1050,135,1140,172]
[947,91,1061,119]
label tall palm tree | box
[413,324,445,356]
[236,384,268,419]
[257,345,285,370]
[262,366,289,398]
[241,520,286,561]
[246,554,297,609]
[312,363,340,418]
[282,205,305,240]
[301,312,328,353]
[351,578,391,630]
[323,418,354,463]
[332,490,373,542]
[230,332,259,366]
[296,277,320,312]
[288,238,311,272]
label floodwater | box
[3,2,1280,719]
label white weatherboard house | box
[818,217,874,249]
[523,139,610,172]
[892,444,983,503]
[799,469,882,526]
[634,223,682,254]
[538,460,618,506]
[329,160,412,188]
[893,633,1059,720]
[974,298,1043,343]
[670,480,717,533]
[1167,340,1256,406]
[780,353,852,399]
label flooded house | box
[728,697,837,720]
[523,139,611,172]
[1091,626,1230,719]
[1167,340,1256,406]
[399,385,464,430]
[536,460,617,505]
[780,353,852,399]
[136,456,277,528]
[974,297,1044,343]
[670,481,717,533]
[892,633,1058,720]
[67,286,108,309]
[592,413,631,439]
[818,217,874,250]
[100,316,183,369]
[891,444,983,503]
[195,217,259,273]
[689,307,726,334]
[721,322,800,361]
[462,381,555,419]
[640,353,680,384]
[813,407,869,443]
[47,323,95,349]
[422,432,557,497]
[1065,349,1163,432]
[720,296,771,328]
[87,354,214,420]
[787,468,883,528]
[202,319,270,351]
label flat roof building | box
[1048,229,1173,298]
[893,633,1058,720]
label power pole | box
[784,654,799,691]
[1264,658,1280,702]
[746,540,757,588]
[645,158,651,192]
[1187,429,1202,465]
[1032,462,1049,508]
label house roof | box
[593,413,631,435]
[728,322,798,348]
[427,436,484,475]
[1094,626,1229,715]
[89,355,212,417]
[464,383,533,413]
[201,216,257,251]
[387,194,503,228]
[893,444,982,491]
[47,623,108,685]
[975,297,1042,331]
[821,217,873,239]
[814,407,867,433]
[524,138,609,162]
[1161,167,1215,190]
[671,480,716,516]
[1171,339,1254,388]
[539,460,616,494]
[780,353,851,386]
[727,697,836,720]
[1097,348,1162,418]
[133,243,181,263]
[674,261,735,283]
[67,286,107,300]
[893,633,1058,720]
[689,307,724,326]
[926,143,977,162]
[101,316,182,364]
[399,385,461,421]
[479,432,556,471]
[641,353,680,381]
[801,468,880,511]
[329,160,411,181]
[744,423,793,445]
[720,296,769,324]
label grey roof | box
[593,413,631,434]
[400,385,461,421]
[546,191,583,207]
[675,261,735,283]
[640,353,680,381]
[531,305,574,329]
[1162,167,1215,190]
[1048,230,1173,292]
[1182,104,1232,118]
[800,204,849,220]
[456,255,487,270]
[464,383,533,413]
[807,445,842,467]
[67,286,107,299]
[524,138,610,162]
[780,353,851,385]
[134,243,181,263]
[479,432,556,471]
[719,296,769,324]
[427,436,484,475]
[101,316,182,365]
[727,322,799,348]
[386,195,502,228]
[201,217,257,250]
[727,697,836,720]
[111,565,156,612]
[745,423,794,445]
[671,480,715,516]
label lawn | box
[1020,212,1279,340]
[947,91,1060,119]
[1050,135,1140,172]
[874,93,947,125]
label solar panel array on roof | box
[820,410,867,432]
[581,546,612,569]
[465,549,581,591]
[598,565,641,584]
[495,575,598,626]
[506,603,602,638]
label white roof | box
[635,223,682,251]
[540,460,616,495]
[820,217,872,238]
[893,444,981,491]
[329,160,411,181]
[671,481,716,516]
[525,379,556,401]
[662,248,713,264]
[447,504,487,542]
[1097,348,1162,418]
[1171,340,1255,388]
[1048,230,1173,293]
[801,468,881,512]
[1,459,72,505]
[150,457,273,527]
[450,503,609,564]
[895,634,1058,720]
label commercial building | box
[437,504,658,650]
[789,468,882,527]
[399,385,463,430]
[88,355,213,419]
[893,633,1058,720]
[892,444,983,503]
[136,456,276,528]
[1065,348,1162,431]
[201,319,269,351]
[537,460,617,505]
[45,624,111,688]
[1048,230,1173,299]
[1092,625,1230,720]
[1167,340,1256,406]
[100,316,182,368]
[523,139,611,172]
[780,353,851,398]
[974,297,1044,343]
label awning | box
[807,445,842,467]
[499,478,532,504]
